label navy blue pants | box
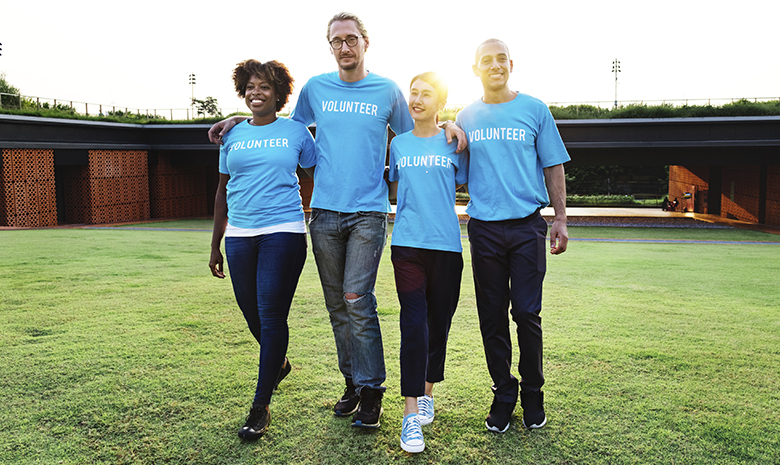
[467,212,547,403]
[225,232,307,405]
[392,246,463,398]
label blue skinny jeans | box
[225,232,307,405]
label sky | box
[2,0,779,116]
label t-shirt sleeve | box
[291,83,314,126]
[455,111,464,129]
[455,147,469,185]
[536,105,570,167]
[388,139,399,182]
[388,87,413,135]
[298,125,316,169]
[219,143,229,175]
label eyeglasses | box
[329,35,362,50]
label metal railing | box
[543,97,780,109]
[0,92,251,120]
[2,92,779,120]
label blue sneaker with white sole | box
[400,413,425,453]
[417,395,434,425]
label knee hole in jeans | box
[344,292,365,304]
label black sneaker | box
[352,387,383,428]
[274,357,291,390]
[485,397,515,433]
[238,404,270,440]
[521,390,547,429]
[333,378,359,417]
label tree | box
[192,96,222,118]
[0,72,21,108]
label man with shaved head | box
[455,38,570,433]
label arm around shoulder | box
[208,116,247,144]
[441,120,468,153]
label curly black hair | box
[232,59,294,112]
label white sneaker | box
[417,395,434,425]
[400,413,425,453]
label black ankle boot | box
[334,377,359,416]
[238,404,270,440]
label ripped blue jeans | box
[308,208,387,394]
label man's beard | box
[338,56,358,71]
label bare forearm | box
[544,164,567,221]
[211,192,228,249]
[388,180,398,201]
[544,163,568,254]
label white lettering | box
[228,138,290,151]
[396,155,458,171]
[320,100,380,117]
[469,127,526,143]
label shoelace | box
[418,396,433,419]
[402,416,423,442]
[340,386,356,401]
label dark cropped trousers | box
[392,245,463,398]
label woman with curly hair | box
[209,59,316,440]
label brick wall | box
[149,152,209,218]
[668,165,709,213]
[720,165,760,223]
[669,164,780,225]
[60,150,150,224]
[0,149,57,227]
[767,165,780,226]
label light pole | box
[188,73,196,119]
[612,59,620,108]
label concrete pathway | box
[4,207,779,235]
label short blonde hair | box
[326,12,369,41]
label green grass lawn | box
[1,223,779,464]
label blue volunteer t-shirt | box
[219,118,316,229]
[388,130,468,253]
[292,71,413,213]
[456,93,570,221]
